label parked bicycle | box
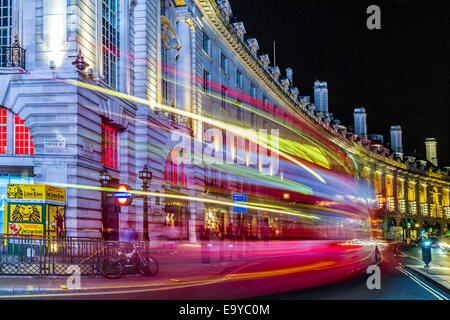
[100,243,159,279]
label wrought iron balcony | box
[0,41,26,70]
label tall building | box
[425,138,438,166]
[390,125,403,154]
[353,108,367,138]
[313,81,328,115]
[368,134,384,144]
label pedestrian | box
[198,225,211,264]
[122,221,138,252]
[226,222,234,261]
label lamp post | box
[99,168,112,239]
[139,165,153,242]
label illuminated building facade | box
[0,0,448,241]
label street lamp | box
[100,168,112,186]
[139,165,152,241]
[99,168,112,239]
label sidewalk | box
[405,265,450,294]
[0,242,255,296]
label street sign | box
[233,193,247,213]
[114,184,133,206]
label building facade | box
[0,0,448,241]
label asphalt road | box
[258,244,450,300]
[1,243,448,300]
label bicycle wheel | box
[139,256,159,277]
[100,258,123,279]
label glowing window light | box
[43,0,67,68]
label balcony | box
[0,42,26,70]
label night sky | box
[228,0,449,165]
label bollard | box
[421,240,432,267]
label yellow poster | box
[8,222,43,236]
[45,185,66,202]
[7,184,65,203]
[9,204,42,222]
[47,205,57,237]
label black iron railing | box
[0,45,26,69]
[0,234,148,276]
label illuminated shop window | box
[14,114,34,155]
[101,123,118,169]
[102,0,120,89]
[0,108,6,153]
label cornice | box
[194,0,449,184]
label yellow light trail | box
[70,80,326,184]
[48,182,320,220]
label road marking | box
[400,252,439,267]
[0,254,374,299]
[396,266,448,300]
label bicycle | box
[100,243,159,279]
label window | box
[161,46,169,104]
[102,0,120,89]
[408,182,415,201]
[220,53,228,73]
[0,108,34,155]
[236,106,243,122]
[250,83,256,98]
[102,123,118,169]
[251,113,256,128]
[203,69,210,94]
[202,32,210,55]
[0,108,7,153]
[0,0,12,67]
[0,0,12,46]
[14,114,34,155]
[236,70,242,88]
[221,86,228,111]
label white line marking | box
[397,266,448,300]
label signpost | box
[233,193,247,213]
[112,184,133,206]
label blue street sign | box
[113,192,132,198]
[233,193,247,213]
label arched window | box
[0,108,34,155]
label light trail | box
[69,37,350,166]
[71,80,326,183]
[8,67,326,184]
[46,182,320,220]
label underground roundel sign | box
[113,184,133,206]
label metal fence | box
[0,234,146,276]
[0,46,26,69]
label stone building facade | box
[0,0,448,241]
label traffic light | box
[407,222,411,228]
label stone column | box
[176,15,192,113]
